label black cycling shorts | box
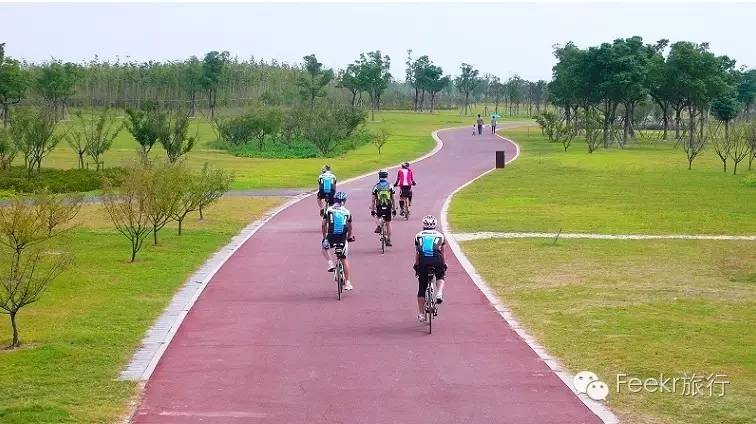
[318,191,335,205]
[377,205,393,222]
[417,256,445,297]
[399,186,412,200]
[326,233,348,257]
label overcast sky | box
[2,2,754,81]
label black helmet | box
[401,162,410,169]
[378,169,388,179]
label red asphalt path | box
[132,126,603,423]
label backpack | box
[375,184,392,206]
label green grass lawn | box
[0,196,283,423]
[461,238,755,424]
[36,109,487,190]
[450,126,756,235]
[449,126,756,423]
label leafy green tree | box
[67,109,122,169]
[201,51,229,120]
[337,64,363,107]
[102,162,153,262]
[455,63,479,115]
[8,108,64,174]
[248,106,283,150]
[161,111,196,163]
[297,54,334,108]
[357,51,391,121]
[35,61,79,122]
[182,57,203,117]
[735,69,756,115]
[0,192,76,347]
[0,43,28,128]
[125,103,168,155]
[711,95,741,139]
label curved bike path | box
[132,126,604,423]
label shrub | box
[0,166,125,194]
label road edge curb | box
[438,129,620,424]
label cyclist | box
[322,191,355,290]
[370,170,396,246]
[394,162,416,217]
[317,165,337,216]
[413,215,447,322]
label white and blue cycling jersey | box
[318,171,337,194]
[415,230,445,258]
[325,205,352,236]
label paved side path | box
[132,126,604,423]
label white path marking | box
[454,231,756,241]
[440,130,619,424]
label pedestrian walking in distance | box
[491,115,497,134]
[476,114,484,135]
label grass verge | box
[450,126,756,235]
[0,196,283,423]
[461,237,755,424]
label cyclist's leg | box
[417,271,429,316]
[321,239,334,271]
[435,259,446,300]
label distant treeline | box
[0,44,551,125]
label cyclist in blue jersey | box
[317,165,337,216]
[322,191,355,290]
[413,215,447,322]
[370,169,397,246]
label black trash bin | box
[496,151,506,168]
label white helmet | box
[422,215,437,230]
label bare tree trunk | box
[10,311,19,347]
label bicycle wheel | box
[380,223,385,254]
[335,260,344,300]
[426,275,435,334]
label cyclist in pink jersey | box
[394,162,416,217]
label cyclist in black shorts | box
[394,162,416,216]
[322,192,355,289]
[317,165,337,216]
[413,215,447,322]
[370,169,397,246]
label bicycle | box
[333,244,346,300]
[424,266,438,334]
[378,219,387,254]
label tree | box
[0,193,76,347]
[337,64,362,107]
[102,163,153,262]
[8,108,64,174]
[161,111,196,163]
[455,63,479,115]
[125,103,168,155]
[728,124,749,175]
[67,109,122,170]
[711,95,741,139]
[747,120,756,170]
[428,74,450,113]
[200,51,229,120]
[0,43,27,128]
[372,129,390,155]
[297,54,334,108]
[144,162,184,245]
[35,61,79,121]
[249,106,283,151]
[710,124,731,172]
[736,69,756,115]
[489,77,504,114]
[171,163,233,233]
[0,127,16,169]
[357,51,391,121]
[181,57,203,117]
